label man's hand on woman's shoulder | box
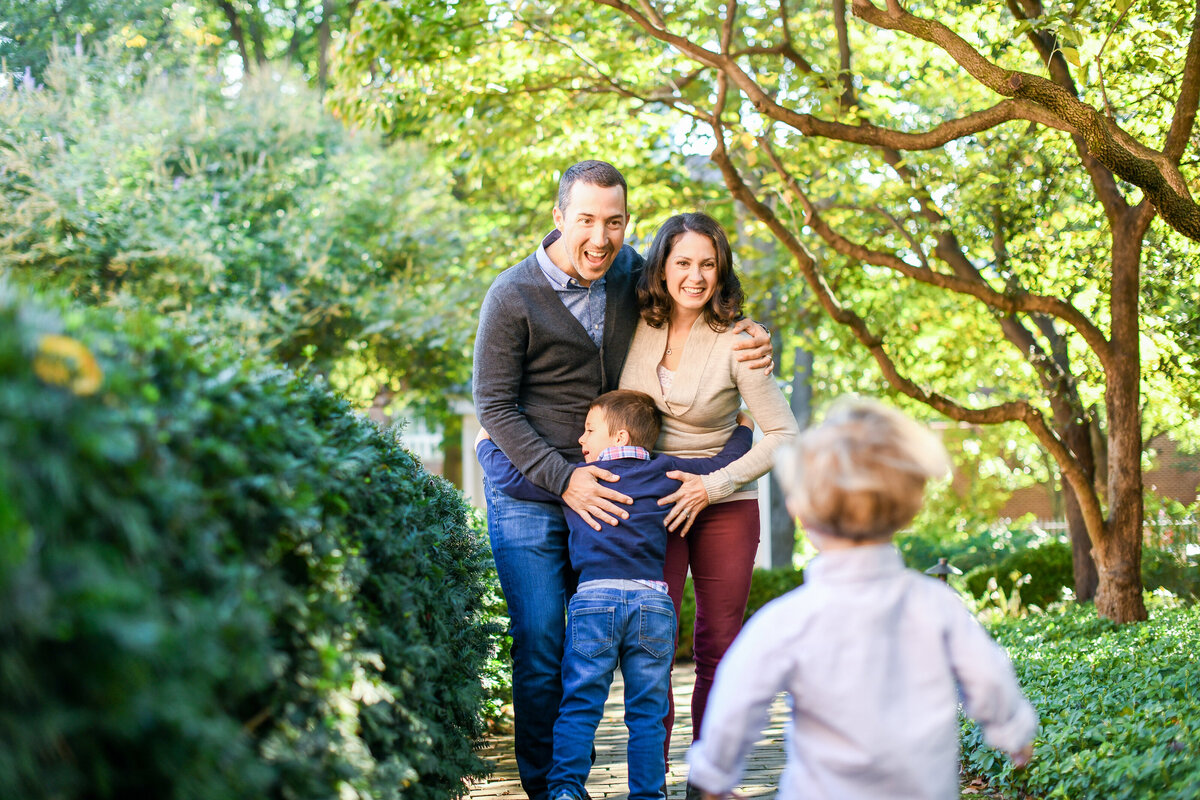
[730,319,773,373]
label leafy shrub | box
[675,566,805,661]
[962,601,1200,799]
[965,541,1199,609]
[1142,547,1200,600]
[963,541,1075,609]
[0,47,483,417]
[894,515,1046,576]
[0,288,496,799]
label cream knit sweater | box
[619,316,799,503]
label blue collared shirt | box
[536,231,606,348]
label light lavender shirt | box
[687,544,1037,800]
[535,231,606,348]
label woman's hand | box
[659,470,711,536]
[474,427,491,448]
[730,319,773,373]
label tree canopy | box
[330,0,1200,622]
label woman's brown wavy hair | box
[637,212,744,331]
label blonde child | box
[686,398,1036,800]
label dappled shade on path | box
[468,663,789,799]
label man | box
[473,160,770,799]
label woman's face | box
[664,231,720,317]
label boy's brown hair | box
[783,398,950,541]
[591,390,662,450]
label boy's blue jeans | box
[549,580,677,800]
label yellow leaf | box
[33,334,104,396]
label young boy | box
[476,389,755,800]
[685,398,1037,800]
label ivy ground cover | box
[962,599,1200,799]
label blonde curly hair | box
[780,398,951,541]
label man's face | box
[578,406,625,463]
[552,181,628,285]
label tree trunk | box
[1058,418,1099,600]
[1093,209,1150,623]
[766,343,815,569]
[318,0,336,90]
[1062,479,1099,601]
[247,10,268,66]
[215,0,250,70]
[442,413,463,488]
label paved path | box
[469,663,788,799]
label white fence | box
[1012,516,1200,556]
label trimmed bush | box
[1142,548,1200,600]
[962,601,1200,799]
[894,518,1045,576]
[675,566,805,661]
[965,541,1200,608]
[0,288,496,799]
[963,541,1075,608]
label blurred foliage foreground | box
[0,287,501,799]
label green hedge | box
[963,541,1076,608]
[675,566,805,661]
[962,600,1200,799]
[965,541,1200,607]
[0,289,496,799]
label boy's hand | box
[730,319,773,373]
[563,467,631,531]
[1011,744,1034,769]
[735,411,755,432]
[659,471,710,536]
[474,427,491,448]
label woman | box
[619,212,798,778]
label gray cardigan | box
[472,236,643,495]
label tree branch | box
[757,137,1112,365]
[1004,0,1131,229]
[832,0,857,110]
[721,0,737,53]
[852,0,1200,240]
[711,118,1106,533]
[1165,1,1200,162]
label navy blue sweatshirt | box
[476,426,753,584]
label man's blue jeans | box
[484,477,575,800]
[549,581,676,800]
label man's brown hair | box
[591,390,662,450]
[557,160,628,212]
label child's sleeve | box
[686,602,794,794]
[476,439,561,504]
[943,590,1038,754]
[667,425,754,475]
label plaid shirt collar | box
[595,445,651,462]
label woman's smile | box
[665,231,720,315]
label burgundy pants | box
[663,498,760,754]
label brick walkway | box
[468,663,788,799]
